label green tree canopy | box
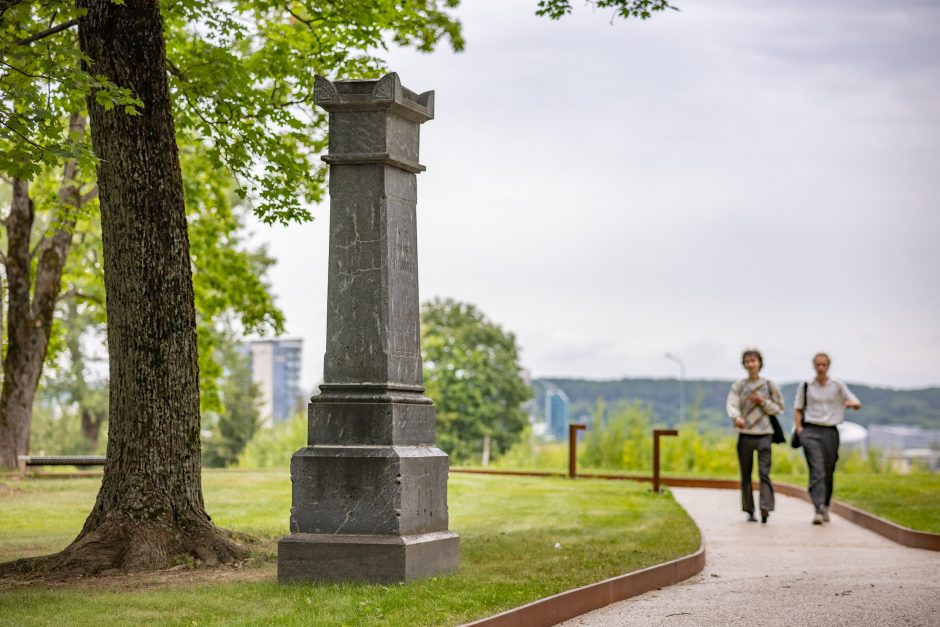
[421,298,531,463]
[535,0,677,21]
[1,0,464,223]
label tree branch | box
[0,59,54,80]
[29,235,49,261]
[16,18,78,46]
[0,118,45,153]
[79,185,98,205]
[57,288,103,305]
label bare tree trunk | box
[0,114,87,470]
[0,0,245,577]
[79,408,105,450]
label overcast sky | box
[246,0,940,390]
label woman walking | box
[794,352,862,524]
[727,349,785,523]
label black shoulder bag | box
[791,381,808,449]
[766,380,786,444]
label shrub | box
[238,412,306,468]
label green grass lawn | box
[796,472,940,534]
[467,462,940,535]
[584,469,940,534]
[0,470,700,626]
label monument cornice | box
[314,73,435,124]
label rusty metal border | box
[460,545,705,627]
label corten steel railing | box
[652,429,678,493]
[567,423,587,478]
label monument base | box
[277,530,460,584]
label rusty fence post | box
[652,429,678,493]
[568,423,587,478]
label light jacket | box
[727,377,785,436]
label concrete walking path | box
[559,487,940,626]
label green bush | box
[582,400,652,471]
[237,412,306,468]
[494,427,568,471]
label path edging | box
[460,544,705,627]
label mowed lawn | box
[824,473,940,534]
[0,470,700,626]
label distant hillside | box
[532,378,940,431]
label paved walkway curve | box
[559,488,940,627]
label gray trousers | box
[801,423,840,510]
[737,433,774,513]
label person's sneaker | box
[760,508,769,524]
[812,509,824,525]
[821,507,830,523]
[746,512,757,522]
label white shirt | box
[794,378,860,427]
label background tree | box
[202,339,261,468]
[0,132,282,468]
[49,298,108,451]
[0,114,94,468]
[421,298,531,463]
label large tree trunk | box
[0,114,86,470]
[0,0,246,577]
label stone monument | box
[277,73,460,584]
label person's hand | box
[734,417,745,428]
[843,400,861,410]
[796,424,804,435]
[748,391,764,405]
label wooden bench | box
[17,455,106,476]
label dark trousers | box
[737,433,774,513]
[801,423,840,510]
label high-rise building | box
[545,386,570,441]
[243,338,303,427]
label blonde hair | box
[813,352,831,365]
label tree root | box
[0,518,248,580]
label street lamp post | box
[664,352,685,426]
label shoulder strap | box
[802,381,808,411]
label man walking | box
[794,352,862,524]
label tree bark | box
[0,114,86,471]
[0,0,246,577]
